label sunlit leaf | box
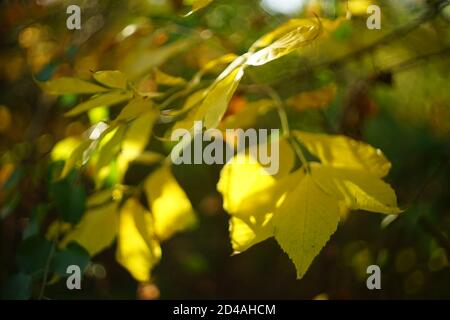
[115,97,153,122]
[120,110,158,162]
[145,165,196,241]
[294,131,391,177]
[116,198,161,282]
[51,137,82,162]
[311,164,401,214]
[93,70,128,89]
[62,202,118,256]
[154,69,186,86]
[247,19,321,66]
[184,65,245,130]
[65,91,133,117]
[273,174,340,279]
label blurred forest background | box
[1,0,450,299]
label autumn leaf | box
[247,18,322,66]
[116,198,161,282]
[61,202,119,256]
[144,165,197,241]
[217,132,400,278]
[93,70,128,90]
[65,91,133,117]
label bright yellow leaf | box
[61,202,119,256]
[294,131,391,177]
[247,19,321,66]
[144,165,196,241]
[311,164,401,214]
[273,174,340,279]
[116,198,161,282]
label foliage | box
[0,0,449,299]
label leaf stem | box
[38,221,59,300]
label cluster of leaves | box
[23,10,402,289]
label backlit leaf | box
[116,198,161,282]
[145,165,196,241]
[93,70,127,89]
[62,202,118,256]
[273,174,340,279]
[247,19,321,66]
[65,91,133,117]
[294,131,391,177]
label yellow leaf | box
[120,110,158,162]
[65,91,133,117]
[294,131,391,177]
[250,19,316,51]
[154,69,186,86]
[247,19,321,66]
[93,70,127,90]
[273,174,340,279]
[144,165,196,241]
[229,215,273,253]
[185,0,213,16]
[311,164,401,214]
[60,139,93,178]
[117,110,158,181]
[115,97,153,122]
[287,84,337,111]
[116,198,161,282]
[51,137,82,162]
[62,202,118,256]
[217,139,297,252]
[96,125,126,172]
[348,0,373,16]
[218,138,295,216]
[41,77,109,95]
[199,66,245,129]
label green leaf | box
[93,70,128,89]
[1,273,32,300]
[41,77,109,95]
[50,176,86,224]
[17,236,52,274]
[23,204,49,240]
[53,242,90,277]
[65,91,133,117]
